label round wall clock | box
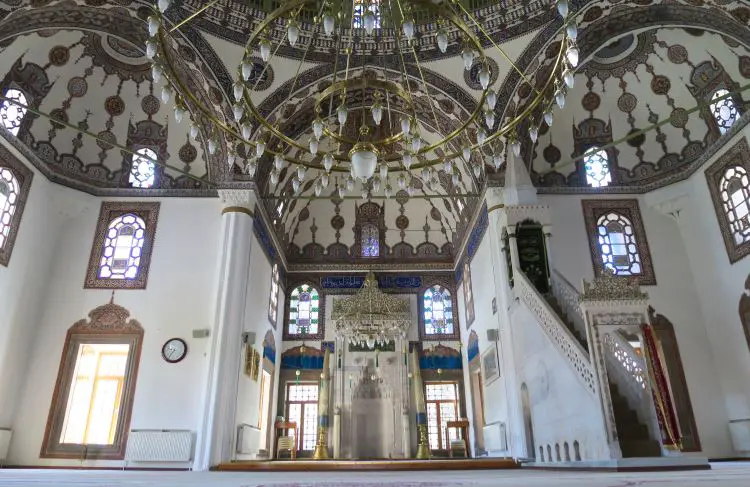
[161,338,188,363]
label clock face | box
[162,338,187,363]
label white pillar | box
[196,190,256,470]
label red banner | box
[641,324,682,449]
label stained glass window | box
[268,263,280,325]
[0,88,28,136]
[98,213,147,280]
[719,165,750,245]
[353,0,381,29]
[424,285,454,335]
[0,167,20,250]
[596,212,642,276]
[129,147,157,189]
[361,223,379,257]
[288,284,320,336]
[425,382,459,450]
[583,147,611,188]
[710,89,739,134]
[286,383,319,451]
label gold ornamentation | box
[332,271,412,346]
[244,345,260,380]
[580,269,649,301]
[416,424,430,459]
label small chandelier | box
[148,0,576,198]
[332,271,412,348]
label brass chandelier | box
[147,0,578,199]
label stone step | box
[620,439,662,458]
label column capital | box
[218,189,256,215]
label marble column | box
[196,189,256,470]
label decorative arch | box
[41,301,144,459]
[0,58,52,138]
[283,280,325,341]
[280,345,325,370]
[688,59,744,141]
[0,143,32,266]
[419,279,460,341]
[648,306,701,452]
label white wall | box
[539,192,734,457]
[510,302,610,461]
[234,235,283,457]
[7,194,223,466]
[645,128,750,446]
[0,142,61,428]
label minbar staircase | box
[609,382,661,457]
[545,295,588,350]
[545,292,661,458]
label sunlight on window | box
[288,284,320,335]
[286,383,319,451]
[710,89,739,135]
[720,165,750,244]
[59,343,130,445]
[99,213,147,280]
[425,382,459,450]
[597,212,642,276]
[0,89,28,136]
[0,168,19,249]
[129,147,157,189]
[584,147,611,188]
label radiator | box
[236,423,261,454]
[125,430,193,463]
[0,428,11,463]
[483,421,507,452]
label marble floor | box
[0,462,748,487]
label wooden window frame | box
[41,303,143,460]
[284,381,319,452]
[581,199,656,285]
[0,143,32,267]
[424,381,460,451]
[84,201,160,289]
[705,137,750,263]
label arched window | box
[0,167,20,250]
[129,147,157,189]
[719,165,750,245]
[98,213,147,280]
[287,284,320,337]
[596,212,642,276]
[583,147,611,188]
[361,223,379,257]
[710,89,739,135]
[0,88,28,136]
[423,285,454,335]
[268,263,280,326]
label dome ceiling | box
[529,26,750,191]
[0,1,229,195]
[1,0,750,267]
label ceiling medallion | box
[148,0,577,200]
